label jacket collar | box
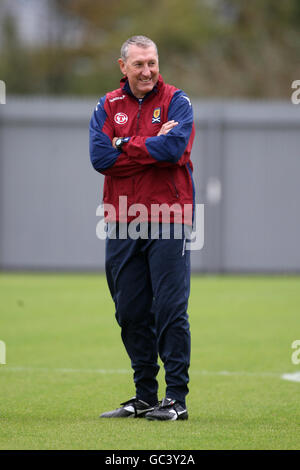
[120,74,163,101]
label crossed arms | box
[89,90,194,177]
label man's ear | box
[118,58,126,76]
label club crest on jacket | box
[152,107,161,123]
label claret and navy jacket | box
[89,74,195,224]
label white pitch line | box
[2,366,298,381]
[281,372,300,383]
[192,370,281,377]
[2,366,131,374]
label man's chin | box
[138,83,154,96]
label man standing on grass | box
[89,35,195,421]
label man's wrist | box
[115,137,130,151]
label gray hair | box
[120,35,158,62]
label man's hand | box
[112,120,178,146]
[112,137,118,149]
[157,120,178,136]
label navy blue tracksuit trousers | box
[105,223,191,408]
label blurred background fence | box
[0,97,299,273]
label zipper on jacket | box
[136,98,143,134]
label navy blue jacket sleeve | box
[89,96,120,171]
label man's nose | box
[141,64,151,76]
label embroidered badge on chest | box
[114,112,128,125]
[152,107,161,124]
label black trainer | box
[145,398,188,421]
[100,397,155,418]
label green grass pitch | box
[0,273,299,450]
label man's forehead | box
[127,45,158,62]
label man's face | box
[118,45,159,99]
